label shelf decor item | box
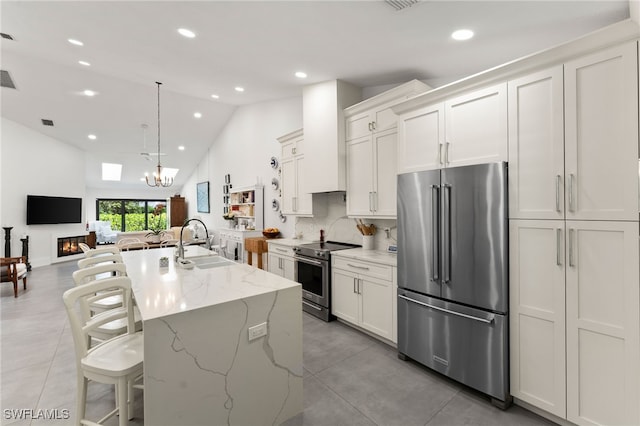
[197,181,210,213]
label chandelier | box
[146,81,173,187]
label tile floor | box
[1,260,555,426]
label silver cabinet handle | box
[445,142,450,165]
[353,277,357,294]
[347,263,369,270]
[556,228,562,266]
[358,278,362,294]
[438,144,443,165]
[275,247,288,253]
[399,295,494,324]
[430,184,440,281]
[368,122,372,131]
[293,196,297,212]
[368,192,374,212]
[442,183,451,283]
[569,174,575,213]
[555,175,562,212]
[373,191,378,212]
[372,121,376,131]
[569,228,575,267]
[292,147,296,155]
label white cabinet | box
[346,129,397,217]
[508,66,565,220]
[396,83,507,173]
[278,129,314,216]
[564,42,639,221]
[509,44,639,221]
[267,242,295,281]
[344,80,429,218]
[511,220,640,425]
[510,220,566,418]
[331,256,395,342]
[566,221,640,426]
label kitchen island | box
[121,246,302,426]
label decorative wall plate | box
[279,212,287,223]
[270,156,279,169]
[272,199,279,211]
[271,178,279,190]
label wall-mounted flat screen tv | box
[26,195,82,225]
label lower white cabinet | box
[267,243,295,281]
[331,256,395,342]
[510,219,640,425]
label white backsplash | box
[295,192,397,251]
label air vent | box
[41,119,54,127]
[385,0,419,11]
[0,70,16,89]
[0,33,14,40]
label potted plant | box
[222,211,237,229]
[146,228,168,243]
[146,205,168,243]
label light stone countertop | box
[121,246,300,321]
[331,247,398,267]
[266,237,315,248]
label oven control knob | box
[315,251,323,257]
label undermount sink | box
[191,256,235,269]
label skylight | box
[102,163,122,181]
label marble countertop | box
[331,248,397,267]
[121,247,300,321]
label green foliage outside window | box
[97,199,167,232]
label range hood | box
[303,80,361,193]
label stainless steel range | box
[293,241,360,321]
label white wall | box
[1,118,87,266]
[183,96,302,238]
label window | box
[97,199,167,232]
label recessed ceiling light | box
[211,94,220,99]
[451,29,474,41]
[88,134,97,140]
[193,112,202,119]
[68,38,84,46]
[78,60,91,66]
[178,28,196,38]
[235,87,244,92]
[83,89,96,97]
[178,146,185,151]
[102,163,122,181]
[295,71,308,79]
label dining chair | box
[80,245,121,258]
[1,256,28,297]
[77,253,124,270]
[119,242,149,251]
[63,276,143,426]
[160,239,179,248]
[72,263,143,342]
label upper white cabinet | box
[396,83,508,173]
[278,129,313,216]
[564,42,639,221]
[509,43,639,221]
[508,66,565,220]
[303,80,362,193]
[344,80,430,217]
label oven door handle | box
[295,256,324,266]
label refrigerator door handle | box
[430,184,439,281]
[442,183,451,283]
[398,295,494,324]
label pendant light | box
[146,81,173,187]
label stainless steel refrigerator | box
[397,162,510,406]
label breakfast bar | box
[121,247,302,425]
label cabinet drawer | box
[268,243,295,258]
[333,256,392,281]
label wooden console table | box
[244,237,268,269]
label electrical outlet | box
[248,322,268,341]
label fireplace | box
[57,235,87,258]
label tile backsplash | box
[295,192,397,251]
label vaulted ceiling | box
[1,1,630,189]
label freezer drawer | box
[397,289,509,402]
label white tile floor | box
[1,260,555,426]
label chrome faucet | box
[177,218,210,259]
